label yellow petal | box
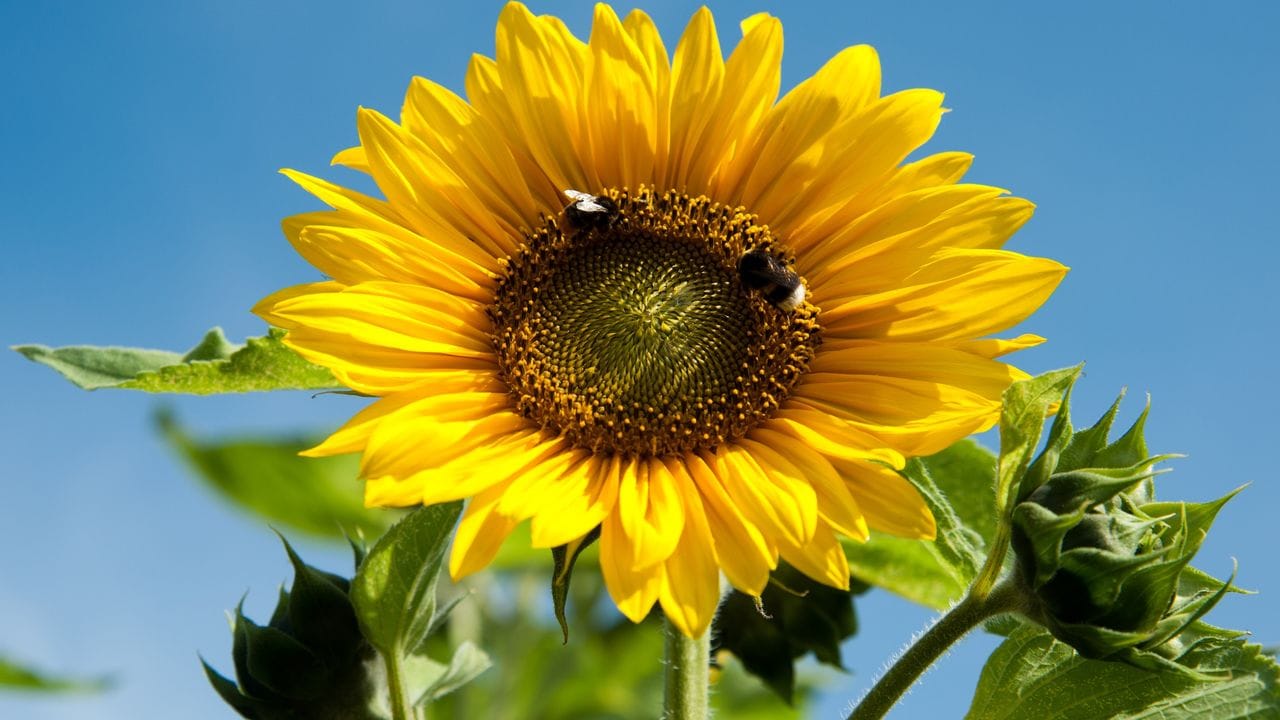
[359,394,521,478]
[822,249,1068,342]
[743,432,868,541]
[615,457,685,568]
[400,76,545,225]
[585,4,657,188]
[285,219,493,301]
[952,333,1046,359]
[680,454,773,594]
[493,2,590,194]
[809,189,1035,293]
[666,7,723,192]
[777,521,852,590]
[600,457,661,622]
[768,410,906,468]
[833,458,936,540]
[724,45,881,218]
[449,481,520,579]
[528,454,621,548]
[259,280,492,359]
[702,444,813,548]
[303,370,504,457]
[658,469,721,638]
[788,151,973,245]
[356,107,517,259]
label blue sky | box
[3,1,1277,718]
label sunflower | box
[254,2,1066,638]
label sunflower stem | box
[662,615,709,720]
[845,579,1023,720]
[384,650,415,720]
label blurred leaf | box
[157,410,393,541]
[352,503,462,658]
[412,641,491,706]
[14,327,338,393]
[714,564,866,703]
[428,568,807,720]
[966,624,1280,719]
[0,656,109,694]
[844,440,997,609]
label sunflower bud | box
[1009,387,1239,678]
[202,537,385,720]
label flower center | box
[489,187,820,456]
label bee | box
[738,248,807,312]
[561,189,620,234]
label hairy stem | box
[663,616,709,719]
[846,580,1023,720]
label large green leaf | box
[14,327,338,393]
[843,440,997,609]
[966,624,1280,719]
[157,411,393,541]
[0,656,109,693]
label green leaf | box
[14,327,338,393]
[411,641,491,706]
[713,563,866,703]
[843,440,997,609]
[157,411,393,541]
[351,502,463,657]
[966,624,1280,719]
[551,527,600,643]
[0,656,110,694]
[996,365,1083,518]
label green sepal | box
[279,534,364,666]
[551,526,600,643]
[995,365,1083,517]
[14,327,339,393]
[201,658,265,718]
[238,615,328,700]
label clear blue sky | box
[3,2,1277,718]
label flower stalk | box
[846,580,1024,720]
[663,616,709,720]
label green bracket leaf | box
[13,327,339,393]
[0,656,110,694]
[966,624,1280,719]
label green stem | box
[846,580,1022,720]
[385,650,414,720]
[663,615,709,720]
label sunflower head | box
[255,1,1066,637]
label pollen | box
[488,187,821,456]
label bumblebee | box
[561,189,620,234]
[738,248,807,312]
